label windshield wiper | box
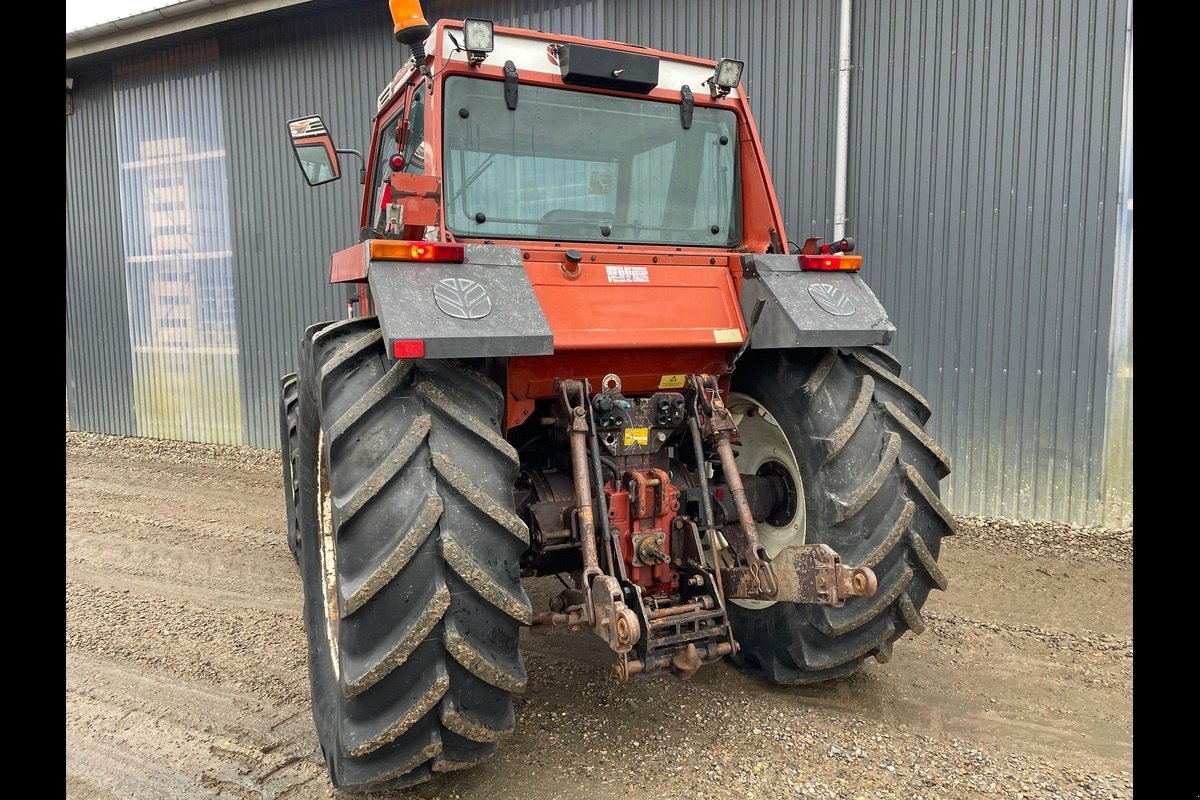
[452,153,498,205]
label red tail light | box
[799,254,862,272]
[369,240,466,263]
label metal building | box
[65,0,1132,527]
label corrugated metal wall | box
[1101,3,1132,528]
[849,0,1127,524]
[66,66,138,436]
[442,0,604,36]
[65,0,1131,524]
[219,2,397,451]
[112,40,244,444]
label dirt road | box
[65,429,1133,799]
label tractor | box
[281,1,953,790]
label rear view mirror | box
[287,115,341,186]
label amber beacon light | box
[389,0,431,44]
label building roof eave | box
[66,0,317,63]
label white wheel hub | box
[716,392,806,609]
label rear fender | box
[368,244,554,359]
[739,254,895,349]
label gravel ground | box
[66,427,1133,799]
[953,515,1132,567]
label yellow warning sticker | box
[658,374,687,389]
[624,427,650,447]
[713,328,744,344]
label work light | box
[464,18,495,64]
[708,58,744,98]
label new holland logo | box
[433,278,492,320]
[808,283,855,316]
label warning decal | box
[605,265,650,283]
[624,427,650,446]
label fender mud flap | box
[369,244,554,359]
[740,254,896,349]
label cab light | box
[369,240,466,262]
[392,339,426,358]
[799,254,862,272]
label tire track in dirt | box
[66,575,310,706]
[68,529,298,614]
[68,453,283,551]
[68,653,329,800]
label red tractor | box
[282,1,953,790]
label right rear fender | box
[738,254,896,350]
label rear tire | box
[280,373,300,562]
[296,317,531,791]
[726,347,955,683]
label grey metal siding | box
[442,0,605,36]
[1101,6,1131,527]
[605,0,841,240]
[220,2,398,450]
[66,0,1131,524]
[66,65,138,436]
[851,0,1127,523]
[111,41,245,445]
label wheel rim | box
[317,429,340,679]
[721,392,806,610]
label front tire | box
[295,317,532,791]
[726,346,955,683]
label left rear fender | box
[368,244,554,359]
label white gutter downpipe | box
[832,0,852,241]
